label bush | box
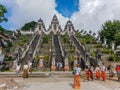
[43,35,49,43]
[68,55,74,62]
[109,54,120,61]
[91,50,96,57]
[69,48,74,53]
[100,48,112,54]
[44,54,49,61]
[61,35,69,44]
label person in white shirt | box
[23,63,29,78]
[16,63,21,74]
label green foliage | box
[100,48,112,54]
[61,35,69,44]
[5,56,13,61]
[109,54,120,61]
[69,48,74,53]
[19,35,29,43]
[99,20,120,45]
[43,35,49,43]
[91,50,96,57]
[0,4,7,23]
[76,32,81,38]
[94,43,103,48]
[44,54,49,61]
[68,55,74,62]
[21,21,37,30]
[80,34,94,44]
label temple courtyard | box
[0,72,120,90]
[13,77,120,90]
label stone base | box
[64,65,69,71]
[39,64,44,68]
[51,65,56,71]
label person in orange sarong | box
[85,66,89,81]
[101,64,106,81]
[73,64,81,89]
[95,66,100,80]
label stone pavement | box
[17,77,120,90]
[23,81,113,90]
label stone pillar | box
[112,42,115,51]
[64,57,69,71]
[51,56,56,71]
[104,38,107,45]
[74,54,78,67]
[0,47,4,63]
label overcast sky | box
[1,0,120,33]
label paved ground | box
[14,77,120,90]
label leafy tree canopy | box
[0,4,7,23]
[21,21,37,31]
[99,20,120,45]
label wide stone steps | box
[71,35,85,56]
[0,71,113,78]
[22,34,40,65]
[0,72,73,78]
[53,35,63,64]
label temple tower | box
[37,18,46,34]
[48,15,62,34]
[64,20,75,36]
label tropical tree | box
[0,4,7,23]
[21,21,37,30]
[99,20,120,45]
[0,4,7,33]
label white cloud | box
[1,0,120,33]
[72,0,120,33]
[0,0,68,30]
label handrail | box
[21,33,37,59]
[32,34,41,59]
[58,35,64,57]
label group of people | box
[85,63,120,81]
[85,64,106,81]
[72,63,120,90]
[15,61,32,78]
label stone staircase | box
[53,35,64,65]
[21,34,41,66]
[71,35,85,57]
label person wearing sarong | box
[73,64,81,89]
[89,66,94,80]
[95,66,100,80]
[107,64,114,80]
[23,63,29,78]
[85,66,89,81]
[101,64,106,81]
[116,64,120,80]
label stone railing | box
[74,35,85,51]
[58,35,64,57]
[21,33,37,59]
[32,34,42,59]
